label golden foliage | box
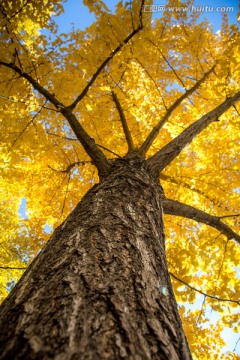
[0,0,239,356]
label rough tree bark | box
[0,157,192,360]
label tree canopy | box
[0,0,239,358]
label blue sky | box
[52,0,239,33]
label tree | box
[0,0,239,358]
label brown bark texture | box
[0,158,192,360]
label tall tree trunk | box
[0,158,192,360]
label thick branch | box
[59,108,110,178]
[169,272,239,305]
[0,62,110,178]
[67,1,144,111]
[0,61,63,108]
[138,65,216,157]
[112,91,135,152]
[147,91,240,173]
[162,198,240,245]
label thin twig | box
[218,214,240,219]
[46,132,121,158]
[0,95,57,111]
[8,101,46,153]
[96,143,121,158]
[0,266,26,270]
[135,57,168,110]
[233,337,240,352]
[60,174,71,217]
[48,161,93,173]
[159,50,186,89]
[139,65,216,157]
[170,272,240,305]
[10,0,30,19]
[67,0,145,111]
[233,104,240,116]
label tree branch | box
[0,61,63,108]
[46,132,121,158]
[67,0,145,111]
[134,57,168,111]
[160,173,228,210]
[147,90,240,174]
[112,91,135,152]
[8,101,46,152]
[138,65,216,157]
[218,214,240,219]
[0,266,26,270]
[59,108,110,178]
[162,198,240,245]
[96,144,121,158]
[0,61,110,178]
[48,161,93,173]
[169,272,240,305]
[0,94,57,111]
[10,0,30,19]
[159,50,186,89]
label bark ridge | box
[0,158,192,360]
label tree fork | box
[0,61,110,179]
[0,158,192,360]
[147,91,240,174]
